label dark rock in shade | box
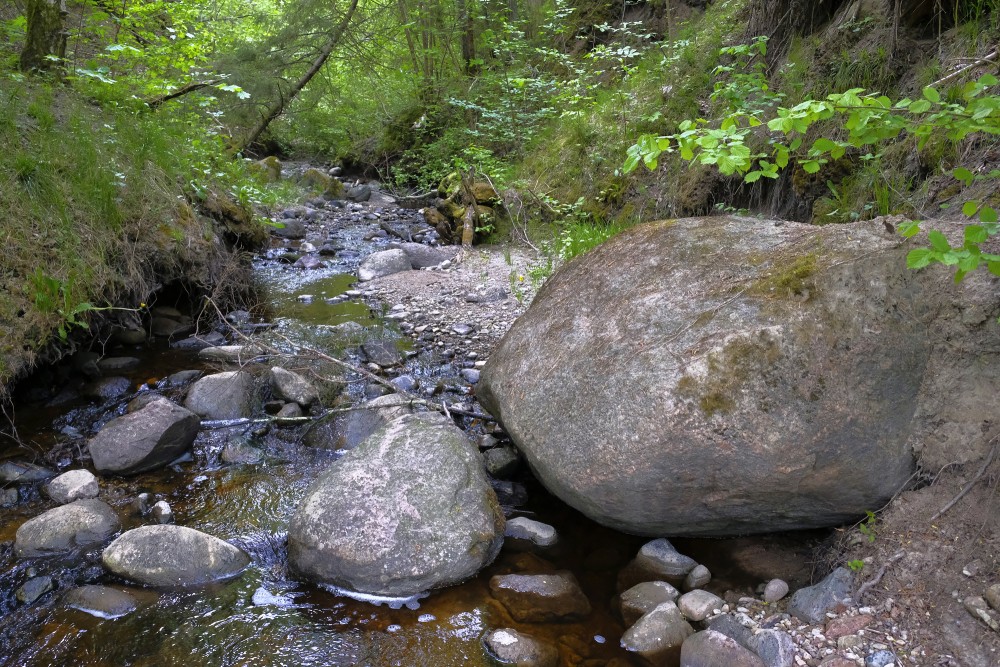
[289,413,504,596]
[1,487,17,507]
[707,614,754,649]
[489,571,591,623]
[81,376,131,400]
[749,629,796,667]
[272,219,306,239]
[16,576,55,604]
[619,538,698,589]
[62,585,138,619]
[346,184,372,202]
[504,517,558,549]
[15,499,120,557]
[101,525,250,587]
[681,630,766,667]
[88,397,200,475]
[618,581,680,627]
[111,326,147,345]
[170,332,226,351]
[483,628,559,667]
[276,402,303,419]
[183,371,255,420]
[302,395,412,451]
[162,369,204,387]
[0,460,56,483]
[787,567,854,624]
[358,249,412,282]
[361,339,403,367]
[478,218,1000,536]
[387,242,457,269]
[484,445,519,478]
[45,470,99,504]
[97,356,141,373]
[620,601,694,666]
[684,564,712,591]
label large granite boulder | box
[15,499,120,557]
[89,398,200,475]
[183,371,254,420]
[357,249,412,282]
[102,525,250,587]
[289,412,504,596]
[478,217,1000,535]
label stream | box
[0,184,824,666]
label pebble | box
[764,578,790,602]
[17,576,55,604]
[151,500,173,524]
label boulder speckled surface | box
[89,398,200,475]
[101,525,250,587]
[288,413,504,597]
[183,371,254,420]
[15,499,120,557]
[478,217,1000,536]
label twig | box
[930,436,999,523]
[932,49,999,88]
[201,416,315,429]
[856,551,906,601]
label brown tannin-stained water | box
[0,195,823,667]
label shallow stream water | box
[0,197,824,666]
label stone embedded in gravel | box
[346,184,372,202]
[865,649,897,667]
[15,499,121,557]
[489,571,591,622]
[985,583,1000,611]
[16,576,54,604]
[63,585,138,619]
[97,356,141,373]
[763,578,790,603]
[749,628,796,667]
[89,397,200,475]
[81,376,132,400]
[0,460,56,483]
[388,242,457,269]
[620,601,694,665]
[184,371,255,420]
[276,403,303,419]
[197,345,260,364]
[505,517,558,549]
[452,323,475,336]
[45,470,99,504]
[787,568,854,624]
[272,219,306,239]
[707,614,754,649]
[483,445,519,478]
[684,564,712,591]
[293,255,325,270]
[289,413,504,596]
[151,501,173,524]
[361,339,403,367]
[483,628,559,667]
[681,630,766,667]
[964,596,1000,632]
[620,538,698,588]
[678,589,725,621]
[269,367,319,407]
[825,614,873,639]
[358,249,412,281]
[461,368,481,384]
[618,581,681,627]
[102,525,250,587]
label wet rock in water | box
[132,493,151,516]
[15,499,120,557]
[477,218,1000,535]
[620,601,694,665]
[362,339,402,367]
[749,629,796,667]
[293,254,325,270]
[302,395,411,451]
[163,369,203,387]
[678,589,725,621]
[619,538,698,589]
[89,397,200,475]
[491,480,529,508]
[460,368,481,384]
[276,402,303,419]
[151,501,173,524]
[81,376,132,400]
[150,317,191,339]
[272,219,306,239]
[684,564,712,591]
[170,332,226,351]
[111,326,147,345]
[221,438,264,464]
[198,345,261,364]
[484,445,519,478]
[270,366,319,407]
[358,249,412,282]
[504,517,558,549]
[102,525,250,587]
[483,628,559,667]
[0,460,57,484]
[97,356,141,373]
[387,242,457,269]
[63,585,138,619]
[681,630,766,667]
[1,487,17,507]
[288,413,504,597]
[184,371,255,420]
[488,571,591,622]
[45,470,99,504]
[763,578,789,603]
[618,581,681,627]
[16,576,55,604]
[787,567,853,624]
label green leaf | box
[906,248,934,269]
[963,201,979,217]
[980,206,998,223]
[898,220,921,238]
[909,99,932,114]
[922,86,941,103]
[965,225,988,244]
[953,167,974,185]
[745,171,763,183]
[988,260,1000,276]
[812,138,838,153]
[802,160,820,174]
[928,230,951,252]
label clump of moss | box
[677,335,781,418]
[753,253,818,299]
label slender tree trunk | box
[238,0,360,153]
[20,0,68,73]
[457,0,476,75]
[397,0,422,77]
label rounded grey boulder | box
[62,585,139,619]
[357,249,412,282]
[183,371,254,420]
[102,525,250,587]
[288,413,504,597]
[15,499,120,557]
[89,397,200,475]
[45,469,99,504]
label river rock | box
[684,564,712,591]
[1,487,17,506]
[273,219,306,239]
[270,366,319,407]
[678,589,725,621]
[504,517,558,549]
[97,356,141,373]
[183,371,255,420]
[707,614,754,648]
[81,376,131,400]
[681,630,766,667]
[45,470,99,504]
[619,581,681,626]
[221,438,264,464]
[388,242,457,269]
[985,583,1000,611]
[15,499,120,557]
[346,184,372,202]
[63,585,138,619]
[489,571,591,622]
[763,579,790,603]
[478,217,1000,535]
[358,249,412,281]
[749,629,796,667]
[198,345,260,363]
[0,460,56,483]
[787,567,854,624]
[288,413,504,596]
[361,339,402,367]
[484,445,519,478]
[16,576,55,604]
[620,538,698,589]
[620,601,694,665]
[101,525,250,587]
[483,628,559,667]
[151,500,173,524]
[89,397,200,474]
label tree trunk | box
[457,0,477,75]
[238,0,360,154]
[20,0,68,73]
